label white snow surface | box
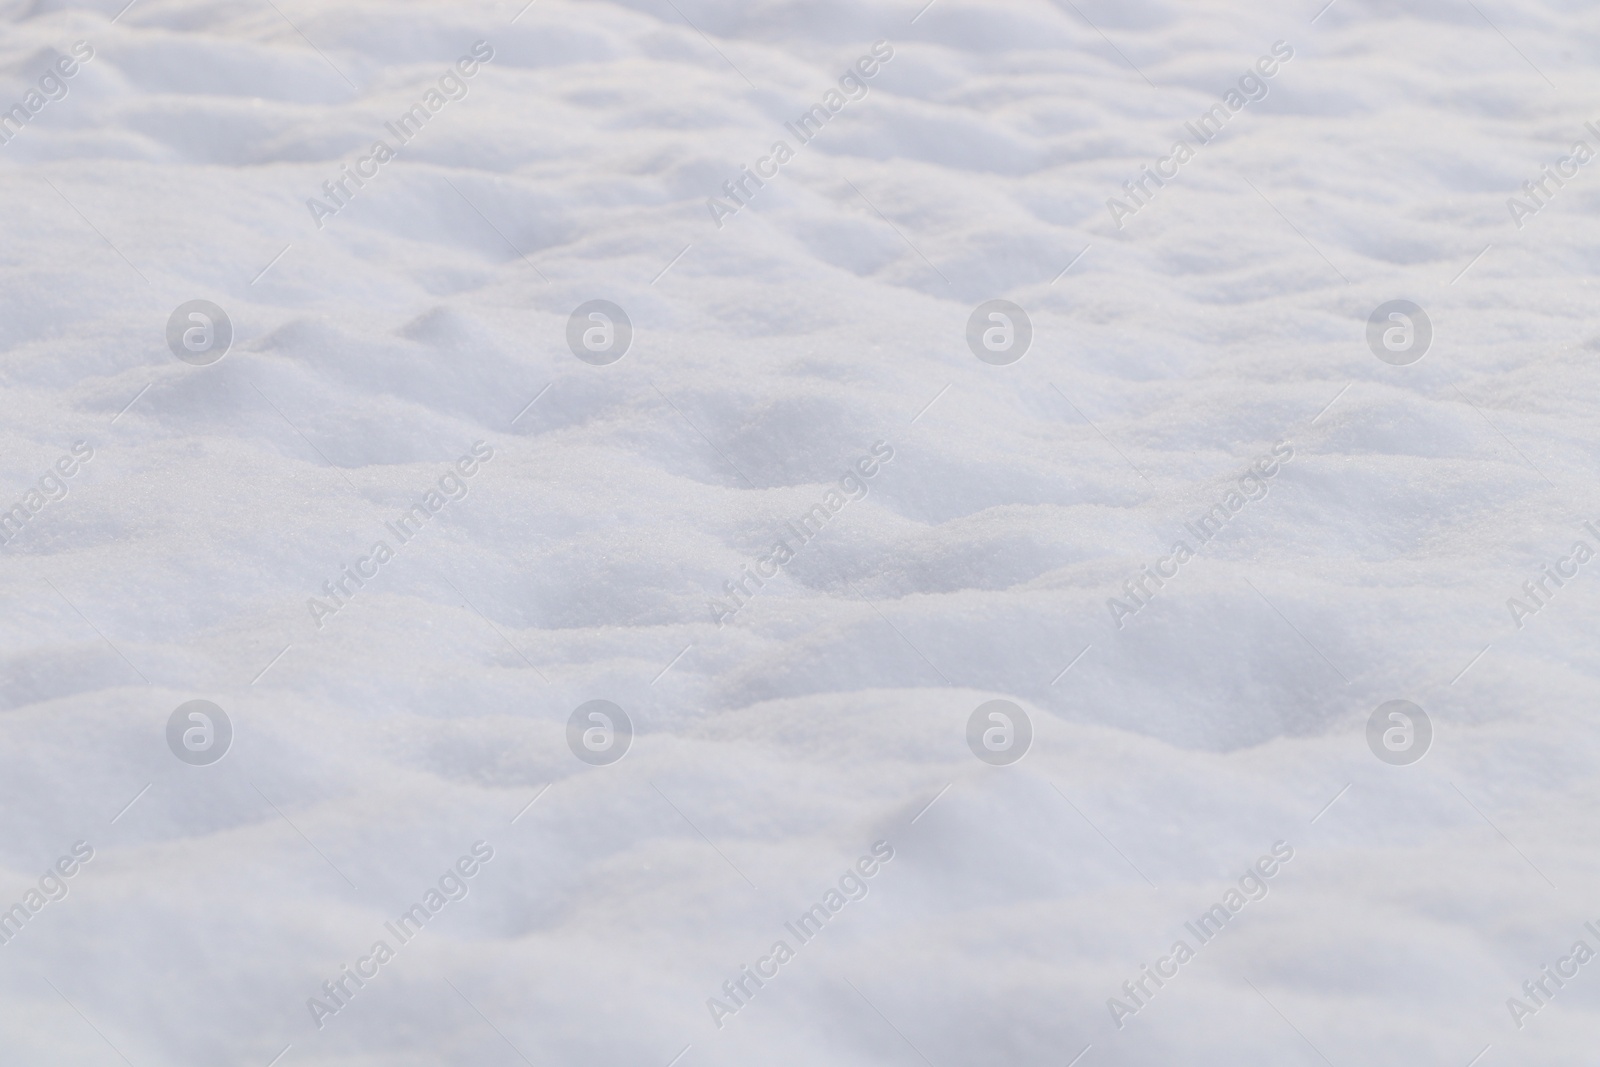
[3,0,1600,1063]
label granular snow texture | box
[2,0,1600,1064]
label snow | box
[2,0,1599,1063]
